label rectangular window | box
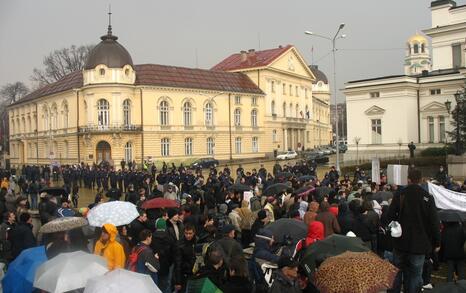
[305,88,308,98]
[235,137,242,154]
[283,84,286,95]
[371,119,382,144]
[185,138,193,155]
[161,138,170,157]
[271,81,275,93]
[252,96,257,105]
[272,130,277,142]
[289,85,293,96]
[428,116,435,143]
[295,86,299,97]
[252,137,258,153]
[235,95,241,105]
[439,116,446,143]
[430,89,441,95]
[452,44,462,68]
[370,92,380,98]
[207,138,215,155]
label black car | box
[306,153,329,164]
[190,158,219,169]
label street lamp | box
[445,90,466,155]
[354,136,361,165]
[305,23,346,171]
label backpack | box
[127,245,147,272]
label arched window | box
[234,108,241,126]
[235,137,242,154]
[123,99,131,127]
[283,102,287,117]
[183,102,192,126]
[63,104,69,129]
[207,137,215,155]
[97,99,110,128]
[27,116,31,133]
[296,104,299,118]
[271,101,276,115]
[125,142,133,162]
[251,109,258,127]
[161,138,170,157]
[305,105,309,119]
[11,120,15,134]
[21,117,26,133]
[413,44,419,54]
[289,103,293,117]
[51,105,58,129]
[205,102,213,126]
[185,137,193,155]
[160,100,169,126]
[421,43,425,53]
[43,108,49,131]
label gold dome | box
[408,33,427,44]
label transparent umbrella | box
[87,201,139,227]
[84,269,162,293]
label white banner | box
[387,165,408,185]
[372,158,380,184]
[428,182,466,212]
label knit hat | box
[167,208,179,219]
[258,210,267,220]
[156,218,167,231]
[221,224,235,235]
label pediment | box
[420,101,447,112]
[364,105,386,116]
[269,48,316,80]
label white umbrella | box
[84,269,162,293]
[34,251,108,293]
[87,201,139,227]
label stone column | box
[283,129,288,151]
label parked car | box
[337,143,348,153]
[190,158,219,169]
[276,150,298,160]
[322,146,336,154]
[307,153,329,164]
[319,148,332,155]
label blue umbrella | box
[2,246,47,293]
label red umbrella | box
[141,198,179,209]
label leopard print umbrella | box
[314,251,398,293]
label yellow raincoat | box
[94,223,126,270]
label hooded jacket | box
[295,221,324,252]
[94,223,126,270]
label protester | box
[174,223,197,292]
[94,223,126,271]
[315,201,341,237]
[269,256,302,293]
[10,212,36,259]
[221,257,253,293]
[441,221,465,281]
[133,229,160,284]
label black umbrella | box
[294,186,315,195]
[438,209,466,222]
[276,172,293,179]
[315,186,332,198]
[229,183,251,193]
[298,175,316,182]
[266,218,307,243]
[39,187,67,198]
[431,280,466,293]
[263,183,291,196]
[373,191,393,204]
[300,234,370,277]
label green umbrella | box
[300,234,370,277]
[186,278,222,293]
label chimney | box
[248,49,256,57]
[240,50,247,62]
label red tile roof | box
[11,64,264,106]
[211,45,293,71]
[134,64,263,94]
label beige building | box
[310,65,332,147]
[212,46,332,152]
[8,25,332,167]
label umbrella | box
[438,209,466,222]
[300,234,370,275]
[39,216,88,234]
[187,277,223,293]
[34,251,108,293]
[266,218,307,243]
[263,183,291,196]
[141,198,179,210]
[229,183,252,193]
[276,172,293,179]
[40,187,68,198]
[84,269,162,293]
[314,251,398,293]
[294,186,315,196]
[298,175,316,182]
[432,280,466,292]
[2,246,47,293]
[87,201,139,227]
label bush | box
[420,146,455,157]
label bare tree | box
[0,82,29,105]
[31,44,95,86]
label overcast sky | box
[0,0,448,102]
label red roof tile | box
[11,64,263,106]
[211,45,293,71]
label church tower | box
[404,33,431,75]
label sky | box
[0,0,446,103]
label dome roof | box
[309,65,328,84]
[84,26,133,70]
[408,33,427,44]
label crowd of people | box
[0,158,464,293]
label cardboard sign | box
[243,191,254,208]
[387,164,409,185]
